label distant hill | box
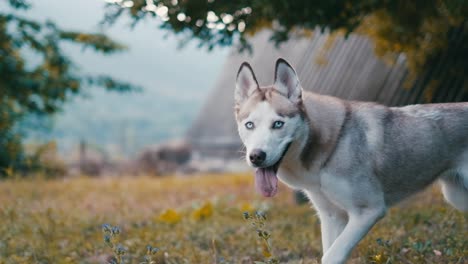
[32,87,198,157]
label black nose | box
[249,149,266,165]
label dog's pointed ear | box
[274,58,302,104]
[235,62,259,106]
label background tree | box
[104,0,467,96]
[0,0,139,176]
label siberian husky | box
[234,58,468,263]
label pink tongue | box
[255,167,278,197]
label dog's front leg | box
[306,190,348,252]
[318,209,348,253]
[321,207,386,264]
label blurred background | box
[1,0,467,178]
[1,1,467,263]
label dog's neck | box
[283,92,350,173]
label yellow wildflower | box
[372,254,383,264]
[158,209,182,224]
[192,202,213,221]
[262,243,272,258]
[240,202,254,212]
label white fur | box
[238,101,302,167]
[400,105,443,120]
[274,60,302,104]
[235,63,259,104]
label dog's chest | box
[277,163,320,190]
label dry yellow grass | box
[0,173,466,263]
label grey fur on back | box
[302,92,468,207]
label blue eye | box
[245,121,255,129]
[272,121,284,129]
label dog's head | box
[234,58,304,197]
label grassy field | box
[0,174,466,264]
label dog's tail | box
[440,171,468,211]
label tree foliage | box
[0,0,139,175]
[104,0,467,92]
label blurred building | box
[187,29,468,160]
